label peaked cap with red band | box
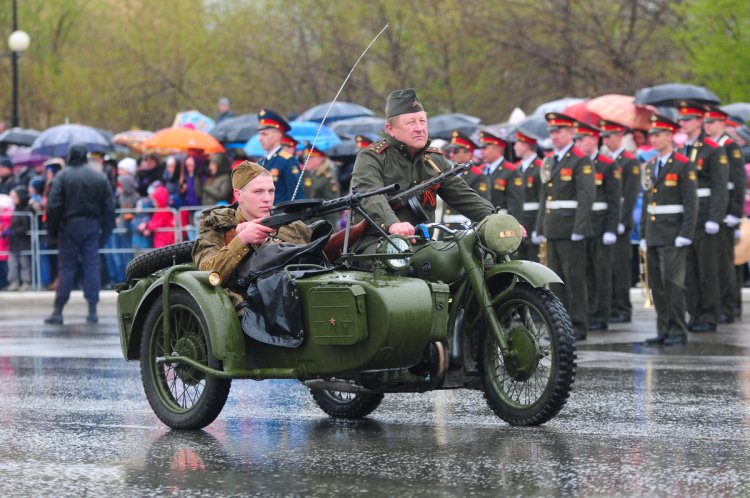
[478,130,507,148]
[257,108,292,133]
[597,118,628,136]
[303,143,326,158]
[281,133,298,149]
[648,113,680,134]
[574,121,601,138]
[676,100,704,120]
[514,129,538,145]
[545,112,577,130]
[702,104,728,123]
[449,130,477,151]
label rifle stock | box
[323,220,368,261]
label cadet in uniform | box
[355,134,376,150]
[512,128,543,261]
[257,108,304,203]
[480,130,523,220]
[301,144,341,227]
[447,130,490,200]
[280,133,299,157]
[574,122,621,331]
[599,119,641,324]
[640,114,698,346]
[702,104,748,323]
[676,100,729,333]
[535,113,595,340]
[350,88,494,253]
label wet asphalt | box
[1,289,749,497]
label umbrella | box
[210,113,259,143]
[326,138,358,157]
[634,83,720,107]
[721,103,750,123]
[142,127,225,155]
[532,97,586,117]
[428,113,482,140]
[0,127,40,146]
[329,116,386,137]
[112,130,154,154]
[515,115,550,140]
[297,101,375,123]
[562,101,603,127]
[585,94,656,130]
[11,148,48,166]
[244,121,341,157]
[173,110,215,133]
[31,123,111,157]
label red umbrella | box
[142,127,224,154]
[587,94,656,131]
[562,101,602,126]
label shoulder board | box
[426,147,444,155]
[623,151,636,160]
[279,150,293,159]
[533,158,543,167]
[470,165,485,176]
[367,138,390,155]
[597,154,614,164]
[703,137,720,148]
[504,162,517,171]
[718,135,733,146]
[571,147,585,158]
[673,153,689,163]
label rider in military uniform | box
[702,104,748,323]
[640,114,698,346]
[676,100,729,333]
[512,128,543,262]
[574,122,621,331]
[350,88,494,254]
[257,108,304,203]
[480,131,523,221]
[446,130,490,200]
[301,144,341,227]
[535,112,595,340]
[599,119,641,324]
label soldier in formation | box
[256,108,304,203]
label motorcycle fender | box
[485,259,563,288]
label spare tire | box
[125,240,195,280]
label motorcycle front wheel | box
[309,388,384,419]
[140,288,231,430]
[478,283,576,426]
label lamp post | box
[8,0,30,128]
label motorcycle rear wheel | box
[140,288,231,430]
[478,283,576,426]
[310,388,384,419]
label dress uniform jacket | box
[302,162,341,226]
[462,165,491,201]
[613,150,641,233]
[590,154,621,237]
[260,147,304,204]
[487,159,523,220]
[717,134,747,221]
[519,156,543,233]
[536,147,595,240]
[683,132,728,225]
[351,137,494,244]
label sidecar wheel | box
[140,288,231,430]
[310,388,384,419]
[478,284,576,426]
[126,240,194,280]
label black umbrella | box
[514,116,550,140]
[721,103,750,123]
[297,101,375,123]
[427,113,481,140]
[326,138,358,158]
[634,83,720,107]
[210,113,259,143]
[0,127,40,146]
[328,116,385,137]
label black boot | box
[45,304,64,325]
[87,302,98,324]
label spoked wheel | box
[478,283,576,426]
[140,288,231,430]
[310,388,384,419]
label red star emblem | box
[328,317,336,326]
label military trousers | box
[586,236,612,326]
[647,245,688,339]
[685,227,721,325]
[610,232,633,320]
[718,224,740,318]
[547,238,588,338]
[56,217,102,307]
[516,238,540,263]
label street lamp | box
[8,29,30,128]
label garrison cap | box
[257,108,292,133]
[545,112,577,130]
[449,130,477,152]
[676,100,704,120]
[597,119,628,136]
[648,113,680,134]
[702,104,728,123]
[231,160,267,190]
[478,130,507,148]
[385,88,424,119]
[574,121,601,139]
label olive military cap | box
[385,88,425,119]
[232,161,266,190]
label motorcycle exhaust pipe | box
[303,379,376,393]
[450,308,464,367]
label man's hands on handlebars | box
[388,222,416,237]
[236,219,275,245]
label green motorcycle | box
[116,178,576,430]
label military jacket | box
[681,132,728,225]
[517,156,543,233]
[639,153,698,246]
[487,159,523,220]
[535,146,595,240]
[302,162,341,226]
[590,154,622,236]
[716,134,748,219]
[462,165,491,201]
[351,137,494,235]
[260,147,304,204]
[612,150,640,230]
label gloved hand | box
[617,223,625,235]
[704,221,720,234]
[602,232,617,245]
[531,231,546,245]
[571,233,584,242]
[675,236,692,247]
[723,214,740,227]
[639,239,647,253]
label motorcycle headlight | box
[377,235,412,271]
[477,214,523,256]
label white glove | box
[723,214,740,227]
[571,233,584,242]
[639,239,647,253]
[735,229,742,240]
[531,231,545,245]
[602,232,617,245]
[704,221,720,234]
[617,223,625,235]
[675,236,692,247]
